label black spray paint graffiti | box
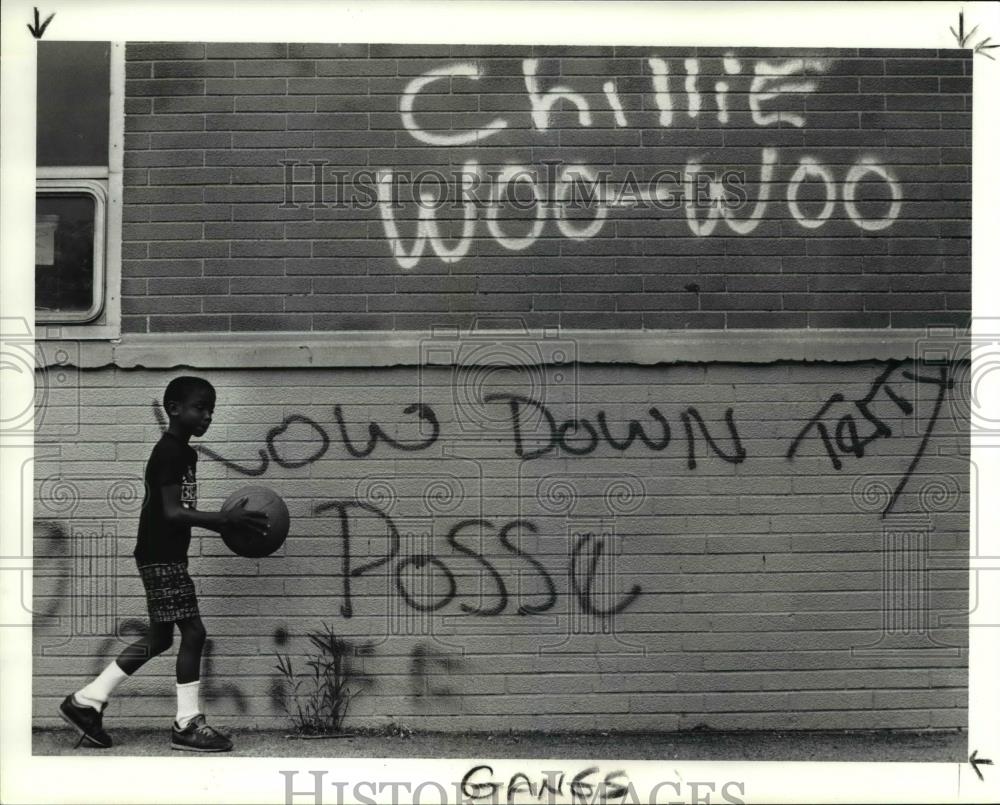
[409,642,460,700]
[34,521,71,623]
[153,395,747,469]
[786,361,953,518]
[483,393,747,467]
[315,500,636,620]
[570,533,641,616]
[152,402,439,475]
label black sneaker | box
[58,694,112,749]
[171,714,233,753]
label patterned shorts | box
[137,561,200,623]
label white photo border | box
[2,1,998,803]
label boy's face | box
[167,388,216,437]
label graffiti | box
[399,62,507,146]
[446,519,508,616]
[498,520,557,616]
[680,408,747,469]
[401,55,827,141]
[554,163,607,239]
[689,151,902,237]
[377,164,478,268]
[787,361,954,518]
[33,359,963,734]
[523,58,593,131]
[685,148,777,236]
[267,626,291,712]
[602,80,627,127]
[485,165,547,251]
[120,365,960,626]
[570,533,641,616]
[374,151,902,269]
[335,403,439,458]
[34,521,71,622]
[201,637,248,712]
[154,401,438,474]
[484,393,745,467]
[843,158,903,232]
[749,58,825,128]
[647,58,673,125]
[787,157,835,229]
[316,500,637,620]
[409,643,460,699]
[373,53,904,268]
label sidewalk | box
[34,727,966,761]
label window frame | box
[35,42,123,341]
[35,174,108,324]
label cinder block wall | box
[34,362,968,729]
[119,44,970,334]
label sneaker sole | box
[58,707,111,749]
[170,741,233,753]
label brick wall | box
[33,40,971,734]
[120,44,971,334]
[33,361,968,730]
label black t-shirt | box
[134,432,198,564]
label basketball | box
[220,485,290,558]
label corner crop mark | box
[27,7,55,39]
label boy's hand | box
[224,497,270,536]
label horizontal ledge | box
[36,166,110,180]
[36,328,969,369]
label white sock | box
[176,680,201,728]
[75,661,129,711]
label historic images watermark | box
[279,768,748,805]
[279,162,750,213]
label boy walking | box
[59,376,268,752]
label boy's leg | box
[175,616,206,726]
[75,622,174,709]
[60,622,173,749]
[112,622,175,677]
[171,616,232,752]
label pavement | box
[34,727,966,761]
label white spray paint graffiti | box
[400,56,828,142]
[602,81,628,128]
[749,58,827,129]
[685,148,778,236]
[647,58,673,127]
[377,54,903,268]
[375,151,902,267]
[486,165,548,250]
[843,158,904,232]
[523,58,592,131]
[787,157,837,229]
[555,164,609,240]
[684,58,701,118]
[377,161,480,269]
[400,63,507,146]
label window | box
[36,181,106,322]
[36,41,122,336]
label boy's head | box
[163,376,216,437]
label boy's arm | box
[161,484,268,535]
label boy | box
[59,376,268,752]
